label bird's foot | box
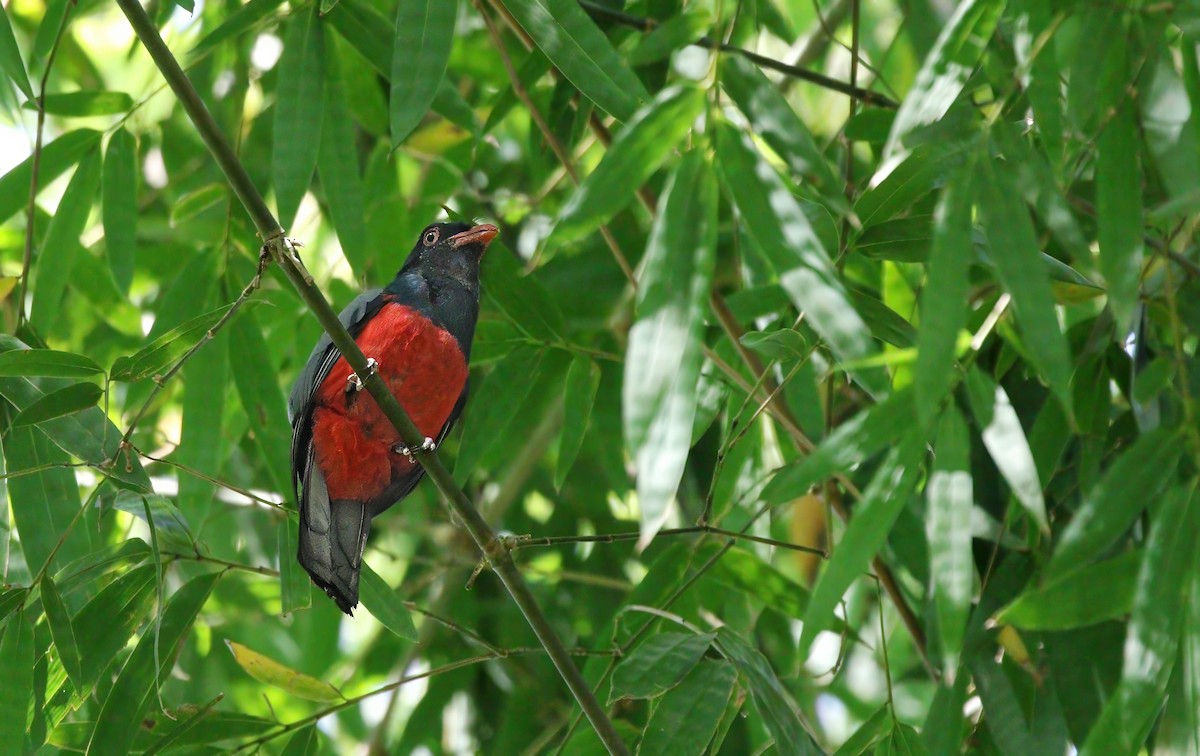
[393,437,436,462]
[347,357,378,392]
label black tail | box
[297,463,370,614]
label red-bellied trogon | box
[288,222,498,614]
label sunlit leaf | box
[0,611,33,752]
[0,129,101,225]
[111,302,253,383]
[0,349,103,378]
[359,563,417,640]
[318,49,369,279]
[226,640,344,702]
[31,148,102,330]
[0,2,32,100]
[390,0,456,145]
[628,10,710,65]
[102,127,137,292]
[10,381,102,427]
[23,90,132,116]
[273,4,325,228]
[927,406,973,675]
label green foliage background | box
[0,0,1198,752]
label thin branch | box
[576,0,898,109]
[508,525,826,557]
[114,3,626,752]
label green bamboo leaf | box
[31,148,102,330]
[32,0,69,65]
[190,0,286,57]
[848,289,916,348]
[273,4,325,228]
[318,49,369,278]
[720,55,842,196]
[709,547,813,621]
[40,574,83,689]
[1156,561,1200,753]
[799,435,925,655]
[504,0,647,121]
[996,550,1141,630]
[854,216,932,262]
[556,354,599,489]
[0,2,33,100]
[1046,426,1183,579]
[970,654,1037,752]
[110,493,192,545]
[177,325,228,529]
[278,519,312,615]
[0,349,103,378]
[280,726,319,756]
[10,381,102,427]
[965,367,1048,535]
[0,590,25,625]
[883,0,1005,158]
[0,129,101,224]
[915,168,972,426]
[102,127,137,292]
[628,9,710,65]
[623,151,716,544]
[739,328,808,362]
[927,406,973,675]
[23,90,133,116]
[53,538,150,595]
[1096,104,1143,332]
[481,243,566,343]
[455,346,544,479]
[170,183,226,226]
[855,141,972,230]
[110,302,249,383]
[553,86,704,244]
[389,0,456,145]
[226,640,344,702]
[87,573,220,756]
[359,563,417,640]
[638,661,737,756]
[975,157,1073,413]
[717,627,821,754]
[229,310,294,495]
[762,388,915,506]
[609,632,715,703]
[0,611,33,753]
[833,707,892,755]
[73,564,157,686]
[717,122,885,397]
[3,425,88,578]
[1082,487,1196,754]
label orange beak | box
[448,223,499,250]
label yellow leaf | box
[225,640,344,702]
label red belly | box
[310,302,467,501]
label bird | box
[288,221,498,614]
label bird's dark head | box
[399,221,498,288]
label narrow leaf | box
[0,129,101,224]
[40,575,83,689]
[226,640,344,702]
[718,628,821,754]
[609,632,715,703]
[72,564,157,687]
[278,519,311,615]
[638,661,737,756]
[965,368,1049,534]
[717,122,884,397]
[273,4,325,228]
[556,354,599,489]
[102,128,137,292]
[4,425,88,577]
[87,573,220,756]
[110,302,250,383]
[1046,426,1183,579]
[884,0,1005,158]
[628,10,710,65]
[31,149,102,330]
[996,550,1141,630]
[10,382,102,427]
[554,86,704,244]
[504,0,648,121]
[976,157,1073,412]
[190,0,287,57]
[0,611,33,752]
[800,435,925,655]
[170,183,226,226]
[389,0,456,145]
[623,150,716,544]
[927,406,973,675]
[915,167,972,426]
[0,349,103,378]
[318,49,369,278]
[1096,104,1143,332]
[0,2,33,100]
[229,310,294,495]
[24,90,133,116]
[359,563,417,640]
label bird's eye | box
[422,228,440,246]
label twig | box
[113,2,626,752]
[508,525,826,557]
[576,0,897,108]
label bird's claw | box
[393,437,436,462]
[347,357,378,392]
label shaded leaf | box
[170,183,226,226]
[638,661,737,756]
[0,2,32,100]
[3,424,88,577]
[556,354,599,489]
[273,4,325,228]
[278,518,312,615]
[226,640,344,702]
[40,574,83,689]
[31,148,102,330]
[359,563,417,640]
[504,0,648,121]
[739,329,808,362]
[717,627,821,754]
[318,49,369,278]
[628,10,710,65]
[10,382,103,428]
[102,127,137,292]
[0,129,101,224]
[0,611,33,752]
[390,0,456,145]
[0,349,104,378]
[997,550,1141,630]
[1096,103,1143,332]
[24,90,132,116]
[609,631,714,703]
[190,0,287,57]
[73,564,157,687]
[111,302,252,383]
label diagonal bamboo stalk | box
[113,1,627,752]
